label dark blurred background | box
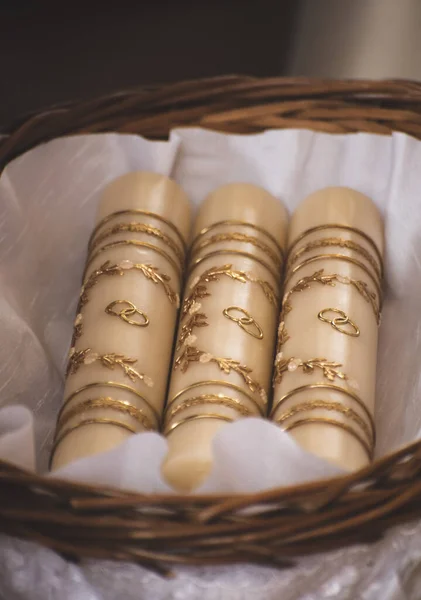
[2,0,420,127]
[0,0,300,125]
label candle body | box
[162,183,288,491]
[51,172,191,469]
[272,187,384,471]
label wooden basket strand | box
[1,76,421,573]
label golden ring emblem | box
[223,306,264,339]
[318,308,360,337]
[105,300,149,327]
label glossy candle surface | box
[162,183,288,491]
[51,172,191,469]
[272,187,384,471]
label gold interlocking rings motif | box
[222,306,264,339]
[105,300,149,327]
[317,308,360,337]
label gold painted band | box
[89,209,186,251]
[190,232,282,269]
[284,254,382,301]
[271,382,375,443]
[191,220,284,258]
[169,380,267,410]
[287,237,383,279]
[288,224,382,268]
[164,413,234,435]
[274,399,373,445]
[50,417,138,469]
[189,249,279,282]
[281,417,373,460]
[165,394,256,424]
[89,221,185,264]
[59,381,160,424]
[56,397,156,433]
[85,240,182,277]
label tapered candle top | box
[288,187,384,256]
[193,183,288,245]
[97,171,191,245]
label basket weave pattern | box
[1,76,421,573]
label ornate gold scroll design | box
[273,355,359,392]
[66,348,154,387]
[192,232,281,268]
[182,264,279,321]
[286,237,382,279]
[89,221,184,265]
[174,345,267,404]
[281,269,380,324]
[80,260,179,309]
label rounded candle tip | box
[161,455,212,493]
[97,171,192,245]
[288,187,384,257]
[192,182,288,249]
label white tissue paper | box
[1,128,421,599]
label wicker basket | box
[1,76,421,575]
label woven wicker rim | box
[2,76,421,574]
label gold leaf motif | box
[174,345,265,397]
[166,394,253,422]
[276,321,290,353]
[287,237,381,279]
[273,356,353,386]
[177,313,209,350]
[66,348,151,385]
[80,261,178,309]
[90,222,184,264]
[71,322,83,346]
[282,269,380,323]
[194,232,281,268]
[181,264,279,320]
[174,346,204,372]
[66,349,91,377]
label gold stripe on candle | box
[58,381,160,424]
[189,250,279,281]
[165,394,255,423]
[50,418,139,466]
[89,209,187,251]
[273,399,373,445]
[281,417,373,460]
[191,219,284,258]
[271,382,375,443]
[89,222,185,263]
[287,223,383,269]
[191,232,282,269]
[286,237,382,279]
[56,397,155,432]
[169,380,267,412]
[165,414,234,435]
[85,240,182,277]
[284,254,382,298]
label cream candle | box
[51,172,191,469]
[272,187,384,471]
[162,183,288,491]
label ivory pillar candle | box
[162,183,288,491]
[272,187,384,471]
[51,172,191,469]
